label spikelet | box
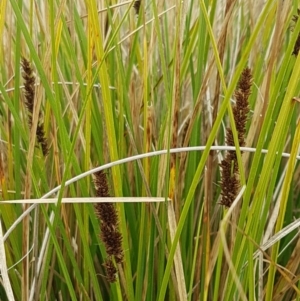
[219,159,239,207]
[93,170,124,282]
[21,57,35,126]
[292,9,300,56]
[219,68,252,207]
[103,258,117,283]
[133,0,141,15]
[21,57,48,156]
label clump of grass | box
[21,57,48,156]
[2,1,300,300]
[93,170,123,282]
[220,67,252,207]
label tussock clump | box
[93,170,124,282]
[220,67,252,207]
[21,57,48,156]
